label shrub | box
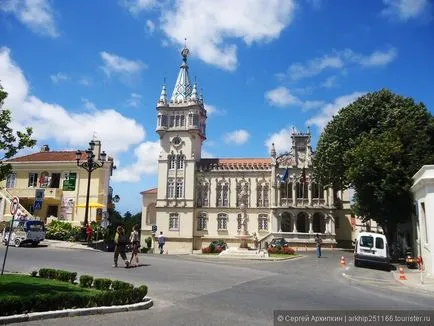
[282,247,295,255]
[93,278,112,291]
[215,247,223,254]
[112,280,133,292]
[202,247,211,254]
[70,272,78,284]
[38,268,50,279]
[209,242,216,253]
[141,247,149,253]
[30,271,38,277]
[56,270,73,282]
[79,275,94,288]
[145,236,152,249]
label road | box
[1,245,434,326]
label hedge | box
[0,270,149,317]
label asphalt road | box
[1,245,434,326]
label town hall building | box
[141,47,360,254]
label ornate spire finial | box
[191,83,198,102]
[92,130,97,141]
[271,143,276,158]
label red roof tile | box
[6,151,90,163]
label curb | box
[0,297,153,325]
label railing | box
[6,188,63,200]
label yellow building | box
[0,140,115,225]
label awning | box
[76,202,105,208]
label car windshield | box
[360,236,374,248]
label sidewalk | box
[392,266,434,294]
[42,239,99,251]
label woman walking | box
[129,224,140,267]
[113,226,129,268]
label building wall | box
[411,165,434,277]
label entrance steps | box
[218,247,269,260]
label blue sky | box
[1,0,433,215]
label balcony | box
[7,188,63,201]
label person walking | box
[129,224,140,267]
[315,234,322,258]
[157,231,166,254]
[86,224,93,245]
[113,226,130,268]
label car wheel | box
[31,241,39,247]
[14,238,21,248]
[354,259,360,267]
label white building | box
[411,165,434,276]
[141,47,358,254]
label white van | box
[354,232,390,269]
[2,219,46,247]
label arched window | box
[197,212,207,231]
[258,214,268,231]
[168,155,176,170]
[176,155,184,170]
[296,182,308,199]
[217,182,229,207]
[197,183,209,207]
[167,179,175,198]
[312,182,324,199]
[257,183,270,207]
[169,213,179,230]
[176,179,184,198]
[217,213,228,230]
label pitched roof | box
[199,158,272,171]
[141,188,157,194]
[6,151,88,163]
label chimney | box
[40,145,50,152]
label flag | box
[282,168,289,183]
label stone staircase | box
[0,188,34,220]
[218,246,269,260]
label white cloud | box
[100,51,147,79]
[223,129,250,145]
[265,87,324,110]
[321,75,338,88]
[264,126,294,155]
[159,0,296,71]
[50,73,69,84]
[205,104,226,116]
[306,92,366,131]
[0,47,145,157]
[121,0,158,15]
[126,93,142,108]
[281,48,398,81]
[112,141,160,182]
[359,48,397,67]
[146,20,155,34]
[1,0,59,37]
[265,87,300,107]
[81,98,97,111]
[381,0,431,21]
[78,77,92,86]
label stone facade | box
[141,48,358,254]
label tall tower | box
[155,46,207,242]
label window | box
[360,236,374,248]
[257,183,270,207]
[169,213,179,230]
[50,173,61,188]
[176,179,184,198]
[197,183,209,207]
[161,115,168,127]
[176,155,184,169]
[167,179,175,198]
[375,237,384,249]
[217,183,229,207]
[217,213,228,230]
[193,114,199,126]
[197,213,207,231]
[6,173,16,188]
[169,156,176,170]
[236,183,249,207]
[312,183,324,199]
[28,173,38,187]
[296,182,308,198]
[258,214,268,231]
[40,171,50,187]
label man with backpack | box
[113,226,130,267]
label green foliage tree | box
[0,85,37,180]
[313,89,434,241]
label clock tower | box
[154,47,207,245]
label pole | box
[84,168,91,226]
[1,215,15,275]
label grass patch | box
[0,274,102,301]
[269,254,302,259]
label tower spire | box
[171,42,192,103]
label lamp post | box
[75,140,107,227]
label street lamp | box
[75,140,107,226]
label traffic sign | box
[152,225,157,233]
[10,197,19,215]
[33,200,42,211]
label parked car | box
[2,219,46,247]
[269,238,289,248]
[354,232,390,270]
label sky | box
[0,0,433,215]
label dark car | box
[269,238,289,248]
